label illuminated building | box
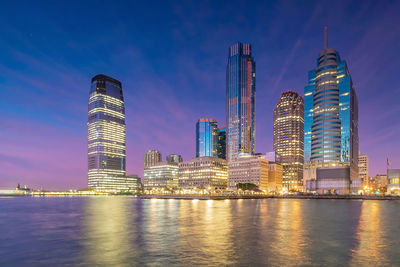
[368,174,388,192]
[196,118,218,157]
[387,169,400,195]
[166,154,183,164]
[144,150,162,168]
[303,27,359,194]
[178,157,228,189]
[217,127,226,159]
[228,154,268,190]
[273,91,304,191]
[304,70,315,164]
[88,74,129,191]
[268,162,283,193]
[143,162,179,190]
[358,152,369,185]
[226,42,256,161]
[125,174,142,192]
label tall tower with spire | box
[303,27,359,194]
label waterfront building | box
[125,174,142,192]
[178,157,228,189]
[273,91,304,191]
[228,154,268,190]
[268,162,283,193]
[387,169,400,195]
[368,174,388,192]
[226,42,256,161]
[144,150,162,168]
[196,118,218,158]
[88,74,128,191]
[303,28,359,194]
[304,70,316,164]
[217,127,226,159]
[358,152,369,185]
[143,162,179,190]
[166,154,183,164]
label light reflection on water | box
[0,197,399,266]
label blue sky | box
[1,0,400,189]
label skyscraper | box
[166,154,183,164]
[217,127,226,159]
[196,118,218,158]
[144,150,162,168]
[88,74,126,191]
[226,42,256,161]
[358,152,369,184]
[303,28,359,194]
[273,91,304,190]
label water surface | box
[0,197,399,266]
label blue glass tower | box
[304,70,315,164]
[226,42,256,161]
[196,118,218,157]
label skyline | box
[1,1,400,190]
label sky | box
[1,0,400,190]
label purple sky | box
[1,0,400,190]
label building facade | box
[166,154,183,164]
[268,162,283,193]
[178,157,228,189]
[358,152,369,185]
[217,127,226,159]
[88,74,127,191]
[143,162,179,190]
[273,91,304,190]
[387,169,400,195]
[226,42,256,161]
[196,118,218,158]
[303,28,359,194]
[228,154,268,190]
[144,150,162,169]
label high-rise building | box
[178,157,228,189]
[226,42,256,161]
[143,162,179,190]
[303,28,359,194]
[228,154,268,190]
[217,127,226,159]
[268,162,283,193]
[88,74,127,191]
[144,150,162,169]
[358,152,369,184]
[166,154,183,164]
[304,70,316,164]
[273,91,304,190]
[196,118,218,158]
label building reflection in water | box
[81,196,136,266]
[350,201,391,266]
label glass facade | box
[217,127,226,159]
[273,91,304,190]
[88,74,127,191]
[196,118,218,158]
[304,70,315,164]
[226,42,256,161]
[166,154,183,164]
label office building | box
[303,28,359,194]
[125,174,142,192]
[273,91,304,190]
[217,127,226,159]
[268,162,283,193]
[196,118,218,157]
[368,174,388,192]
[88,74,128,191]
[143,162,179,190]
[387,169,400,195]
[178,157,228,189]
[226,42,256,161]
[166,154,183,164]
[144,150,162,168]
[358,152,369,185]
[228,154,268,190]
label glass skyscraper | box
[304,70,316,164]
[226,42,256,161]
[196,118,218,158]
[273,91,304,190]
[88,74,126,191]
[217,127,226,160]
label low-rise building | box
[268,162,283,193]
[228,154,269,190]
[143,162,179,190]
[387,169,400,195]
[178,157,227,189]
[125,174,142,192]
